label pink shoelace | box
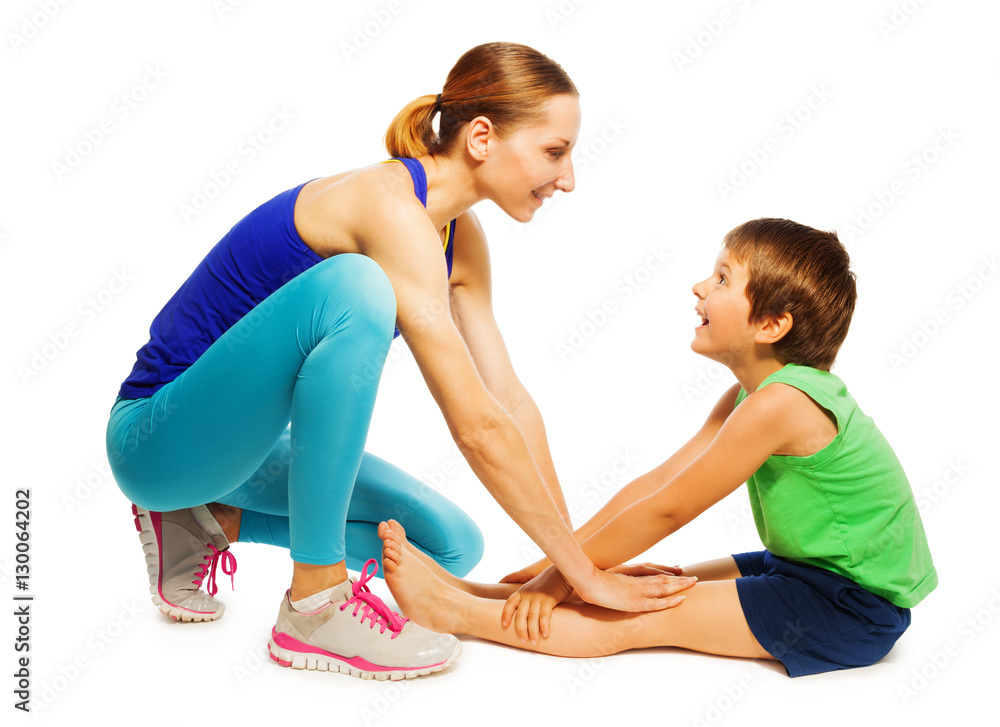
[193,544,238,597]
[340,558,409,639]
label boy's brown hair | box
[724,218,856,371]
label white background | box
[3,0,998,724]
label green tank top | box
[735,364,937,608]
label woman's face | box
[479,93,581,223]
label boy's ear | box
[755,312,793,345]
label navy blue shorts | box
[733,550,911,677]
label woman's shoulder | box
[453,208,485,242]
[301,162,422,210]
[295,162,428,256]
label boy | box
[376,218,938,677]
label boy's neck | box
[730,355,788,394]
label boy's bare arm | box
[573,383,803,570]
[498,382,813,641]
[575,383,742,542]
[502,384,741,582]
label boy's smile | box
[690,247,757,362]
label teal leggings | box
[106,254,483,575]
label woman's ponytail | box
[384,94,438,158]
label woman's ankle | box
[290,561,350,602]
[207,503,242,543]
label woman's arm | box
[447,211,571,524]
[348,177,676,612]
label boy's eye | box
[717,274,726,285]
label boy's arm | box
[500,386,802,643]
[502,380,823,642]
[576,383,800,569]
[502,383,742,583]
[573,383,742,545]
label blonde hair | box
[384,42,578,158]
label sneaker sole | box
[132,504,225,623]
[267,628,461,680]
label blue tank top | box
[118,158,456,399]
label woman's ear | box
[755,312,793,344]
[465,116,493,160]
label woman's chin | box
[506,207,536,224]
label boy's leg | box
[381,523,773,661]
[679,556,743,581]
[391,544,743,602]
[384,543,743,602]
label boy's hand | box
[501,566,573,644]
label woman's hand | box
[576,567,697,615]
[500,564,696,644]
[607,562,684,577]
[501,559,681,585]
[500,566,573,644]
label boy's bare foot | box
[386,523,520,600]
[379,520,466,634]
[392,529,465,586]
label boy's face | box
[690,246,759,363]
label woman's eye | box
[548,150,565,159]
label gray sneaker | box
[131,503,237,622]
[268,558,460,680]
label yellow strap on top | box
[443,219,453,254]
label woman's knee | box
[350,452,485,575]
[435,515,484,578]
[310,254,396,340]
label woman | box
[107,42,692,680]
